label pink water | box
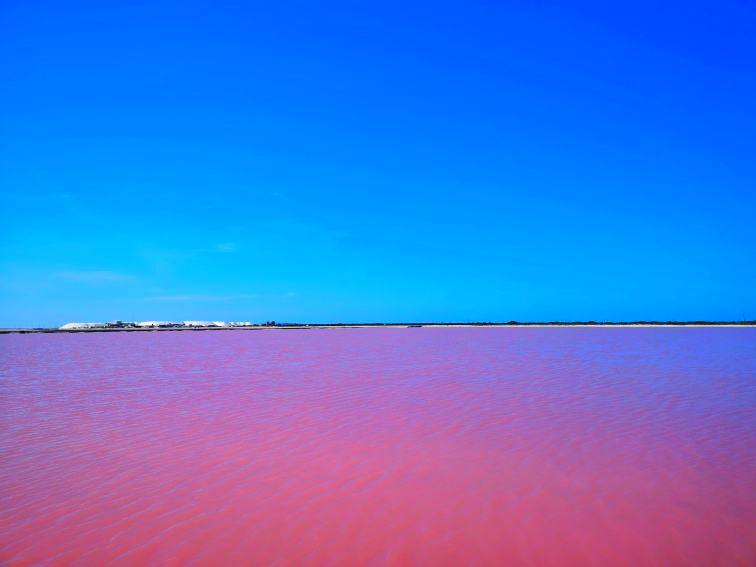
[1,328,755,566]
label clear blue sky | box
[1,0,754,326]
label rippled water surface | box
[1,328,755,565]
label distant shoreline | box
[2,322,755,334]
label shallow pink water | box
[1,327,755,565]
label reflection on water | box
[1,328,755,565]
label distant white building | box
[135,321,176,328]
[183,321,254,327]
[58,320,253,330]
[59,322,103,330]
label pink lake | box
[1,327,755,565]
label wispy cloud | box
[146,293,258,302]
[215,242,237,253]
[55,270,136,284]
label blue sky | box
[1,0,755,326]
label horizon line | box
[2,320,756,334]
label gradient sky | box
[1,0,755,326]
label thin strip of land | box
[1,322,755,334]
